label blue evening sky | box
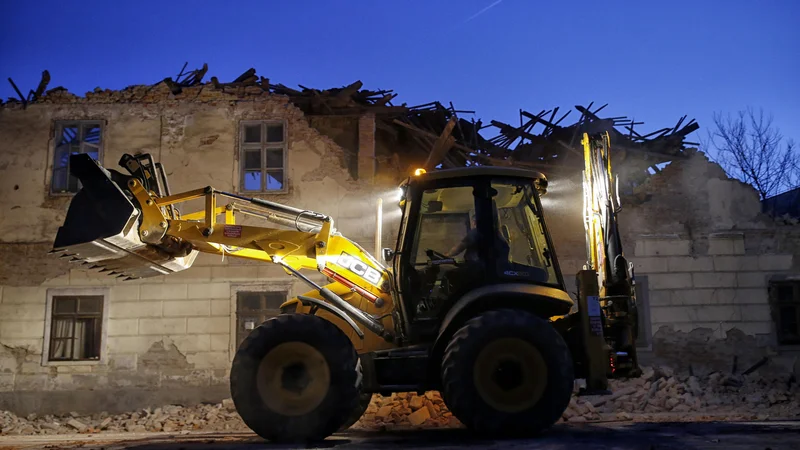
[1,0,798,155]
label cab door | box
[395,178,490,342]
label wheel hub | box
[473,337,548,413]
[257,342,331,416]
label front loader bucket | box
[52,154,197,280]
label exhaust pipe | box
[51,154,197,280]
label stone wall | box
[0,86,404,415]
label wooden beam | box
[423,117,457,170]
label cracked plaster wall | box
[0,89,404,414]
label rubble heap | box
[1,365,797,436]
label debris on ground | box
[1,365,797,436]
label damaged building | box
[0,66,798,416]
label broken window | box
[771,281,800,345]
[51,121,103,194]
[239,121,286,193]
[236,290,287,347]
[48,294,104,361]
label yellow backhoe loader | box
[51,132,640,442]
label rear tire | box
[441,309,573,436]
[230,314,361,443]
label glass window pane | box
[60,126,79,146]
[244,125,261,143]
[243,171,262,191]
[85,150,99,161]
[238,292,262,311]
[54,144,70,170]
[54,297,77,314]
[264,292,286,310]
[51,168,68,192]
[266,149,283,169]
[82,125,101,145]
[780,306,798,334]
[266,170,283,191]
[267,124,283,143]
[78,296,102,313]
[244,150,261,170]
[777,285,794,302]
[50,338,73,360]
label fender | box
[283,296,366,339]
[428,283,574,383]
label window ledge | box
[42,359,104,367]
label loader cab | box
[393,168,565,341]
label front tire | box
[339,392,372,431]
[441,309,574,436]
[230,314,362,443]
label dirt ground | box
[1,420,798,450]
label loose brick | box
[107,318,138,336]
[188,317,230,334]
[109,301,161,319]
[138,318,187,335]
[187,283,230,299]
[140,284,187,300]
[667,256,714,272]
[163,300,211,317]
[692,272,737,288]
[648,273,693,290]
[757,254,793,271]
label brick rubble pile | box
[1,365,798,436]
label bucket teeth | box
[124,277,136,281]
[116,274,127,279]
[90,265,101,270]
[99,269,110,273]
[69,257,83,263]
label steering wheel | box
[426,249,448,260]
[425,249,458,266]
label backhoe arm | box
[52,153,395,342]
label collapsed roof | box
[5,64,699,187]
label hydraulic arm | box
[577,132,641,392]
[52,153,397,343]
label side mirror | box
[382,248,394,262]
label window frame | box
[770,279,800,346]
[41,287,110,366]
[230,281,292,357]
[49,120,104,196]
[239,120,288,194]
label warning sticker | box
[223,225,243,238]
[587,295,601,317]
